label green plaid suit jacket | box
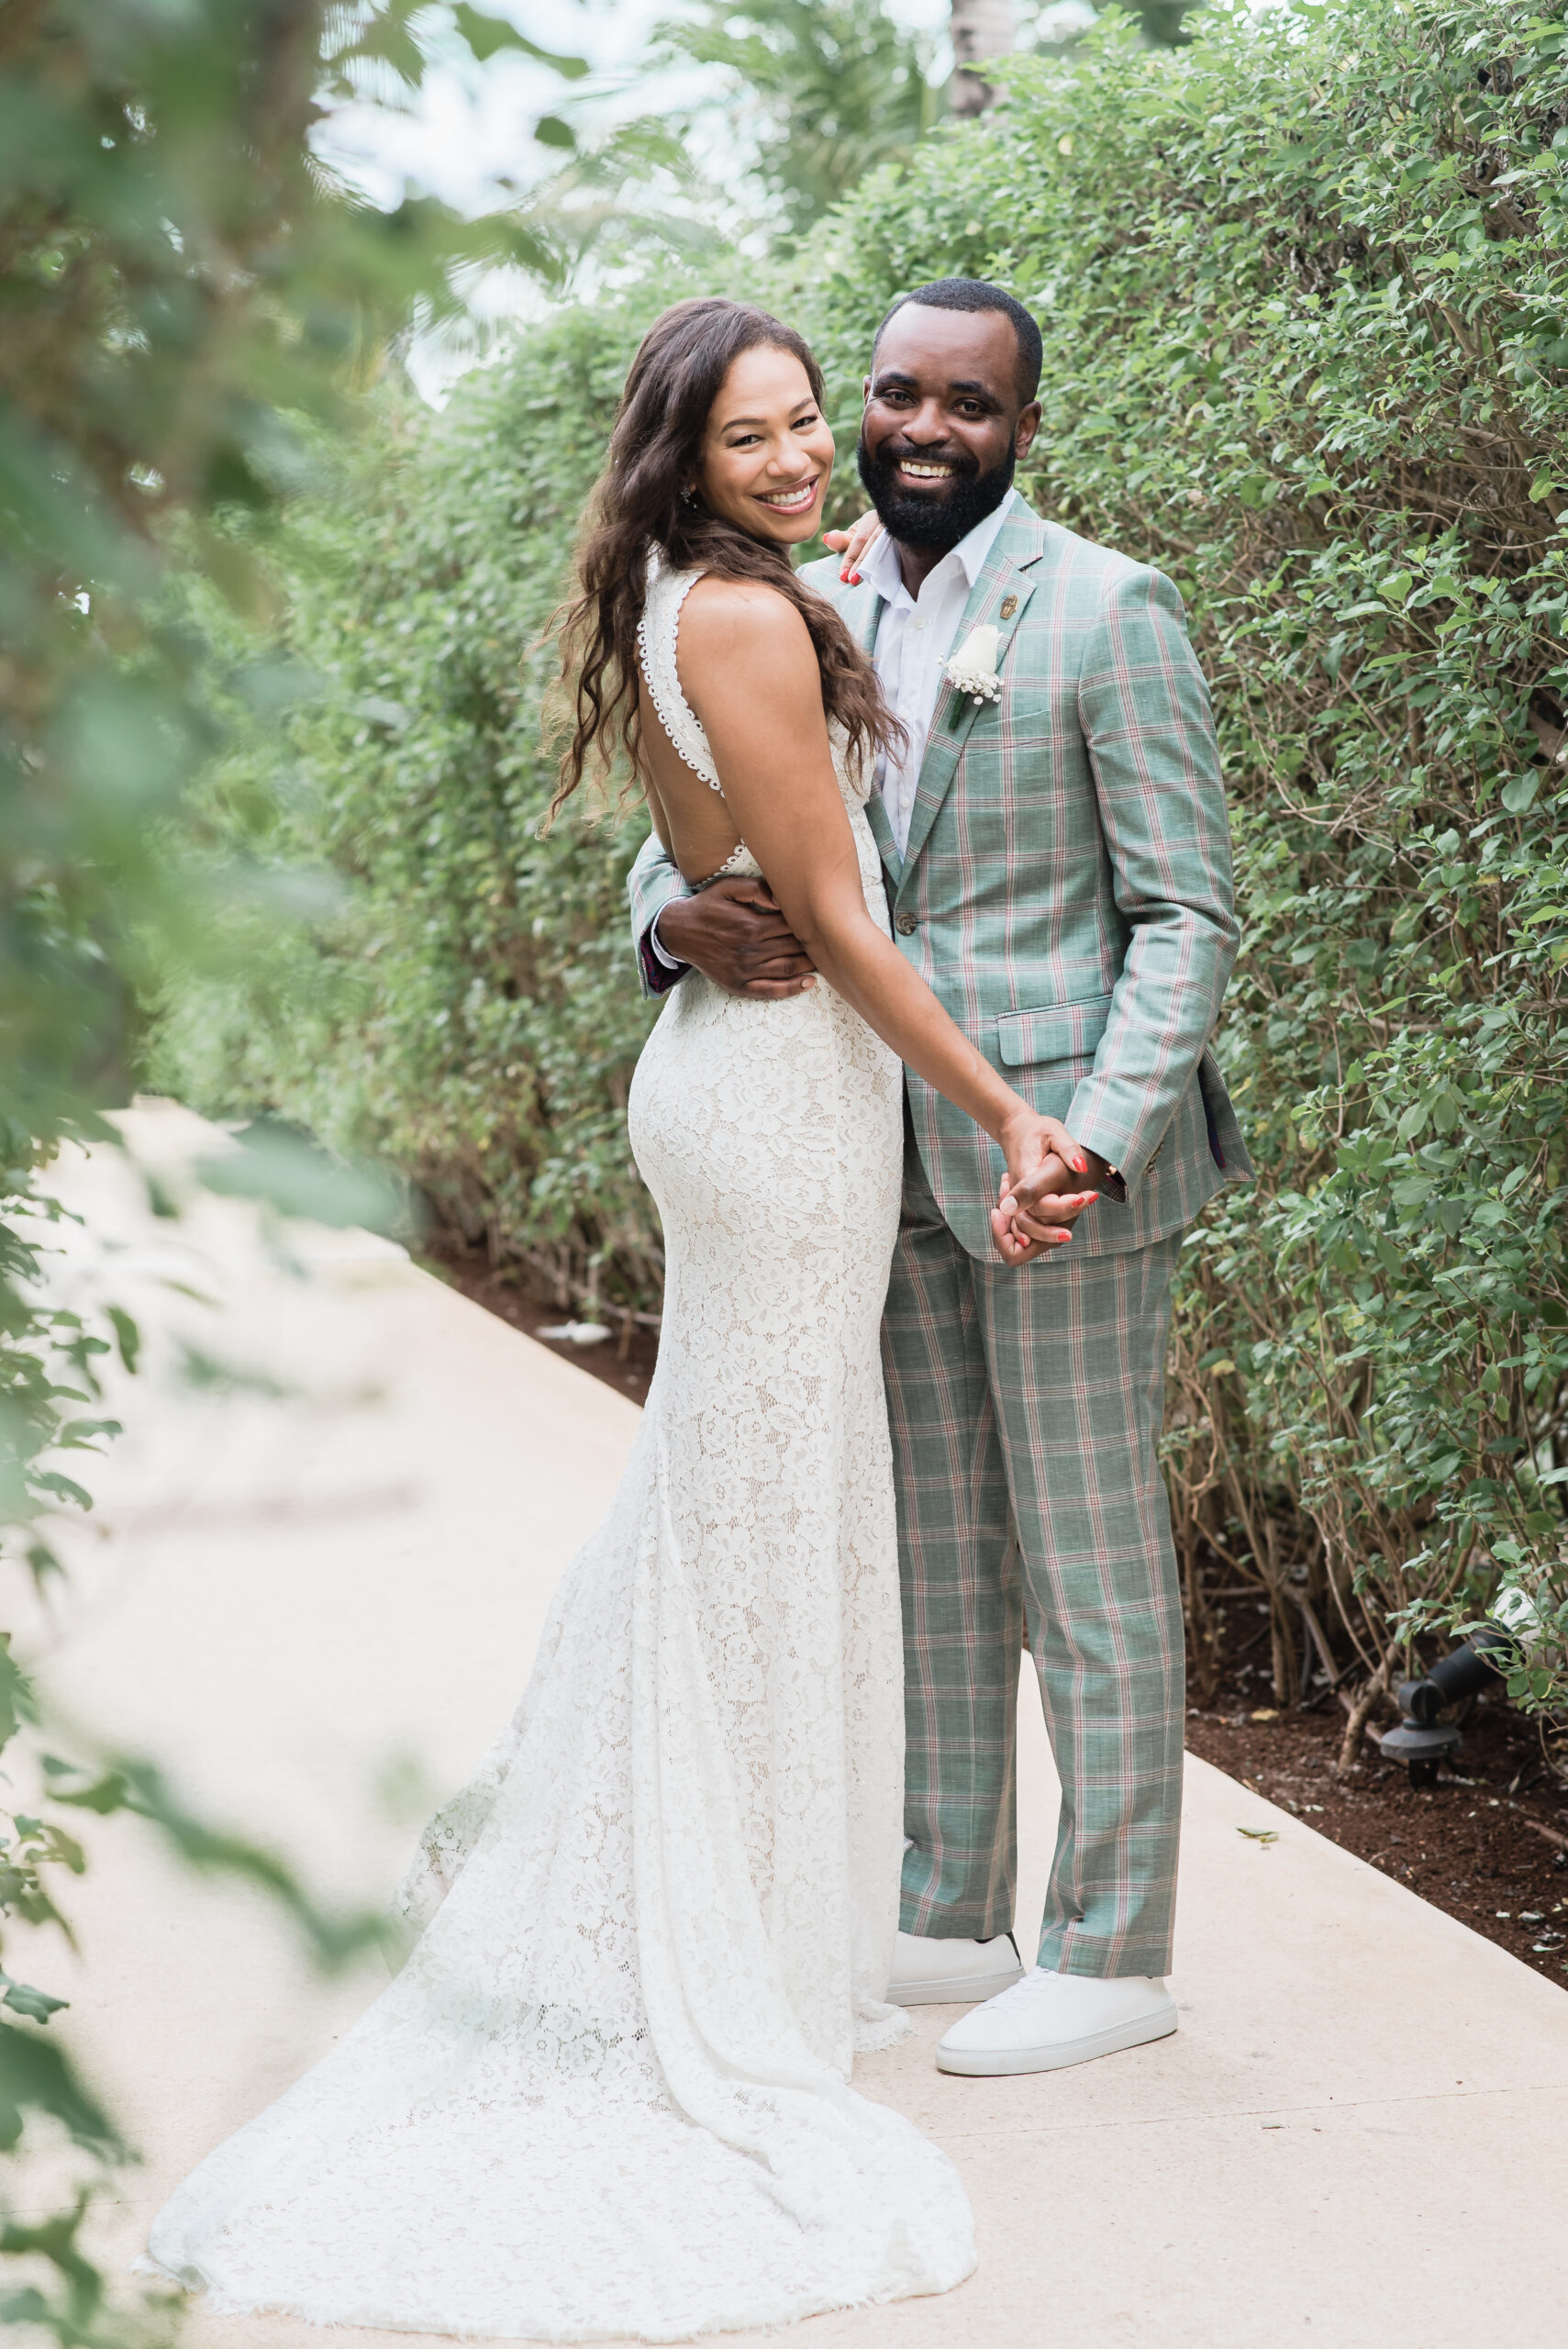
[628,500,1251,1258]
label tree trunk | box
[1335,1649,1396,1776]
[950,0,1015,117]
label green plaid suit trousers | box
[886,1108,1184,1977]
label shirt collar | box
[859,486,1016,607]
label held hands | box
[657,887,1102,1262]
[821,512,884,585]
[992,1113,1100,1266]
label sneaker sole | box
[935,2004,1177,2075]
[890,1965,1025,2009]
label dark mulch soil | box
[422,1236,1568,1981]
[416,1233,661,1407]
[1185,1595,1568,1984]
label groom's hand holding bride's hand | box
[993,1115,1100,1267]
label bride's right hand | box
[821,510,884,584]
[992,1112,1099,1265]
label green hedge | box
[152,306,672,1321]
[156,0,1568,1730]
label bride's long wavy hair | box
[550,297,898,818]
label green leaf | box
[0,1640,36,1756]
[106,1304,139,1374]
[195,1123,402,1234]
[1501,774,1539,814]
[0,1977,68,2025]
[533,116,577,151]
[0,2018,119,2157]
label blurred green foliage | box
[150,319,671,1326]
[160,0,1568,1750]
[1,3,583,2335]
[655,0,948,241]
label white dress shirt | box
[650,489,1014,966]
[861,487,1016,857]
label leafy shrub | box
[788,0,1568,1747]
[157,0,1568,1742]
[150,305,673,1325]
[2,3,582,2331]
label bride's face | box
[694,347,836,547]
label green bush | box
[157,0,1568,1742]
[794,0,1568,1745]
[149,304,673,1324]
[2,5,584,2331]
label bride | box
[144,297,1096,2342]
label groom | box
[628,279,1250,2076]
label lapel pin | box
[999,595,1018,619]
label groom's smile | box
[856,302,1040,584]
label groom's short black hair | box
[873,278,1042,406]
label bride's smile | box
[694,342,837,545]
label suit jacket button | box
[895,910,917,935]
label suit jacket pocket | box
[995,992,1113,1068]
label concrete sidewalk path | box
[16,1101,1568,2349]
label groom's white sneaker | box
[889,1930,1024,2007]
[935,1965,1176,2076]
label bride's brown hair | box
[550,296,899,818]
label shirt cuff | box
[649,905,684,972]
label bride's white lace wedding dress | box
[143,555,976,2341]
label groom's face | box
[858,306,1040,551]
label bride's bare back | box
[636,585,748,885]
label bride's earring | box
[680,484,698,508]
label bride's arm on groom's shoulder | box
[679,580,1098,1263]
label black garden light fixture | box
[1378,1590,1539,1787]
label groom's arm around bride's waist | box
[628,836,819,1003]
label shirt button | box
[895,910,917,935]
[912,617,926,629]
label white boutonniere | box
[945,624,1003,705]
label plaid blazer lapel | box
[837,573,883,656]
[863,781,898,874]
[898,509,1050,880]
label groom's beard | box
[856,436,1016,551]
